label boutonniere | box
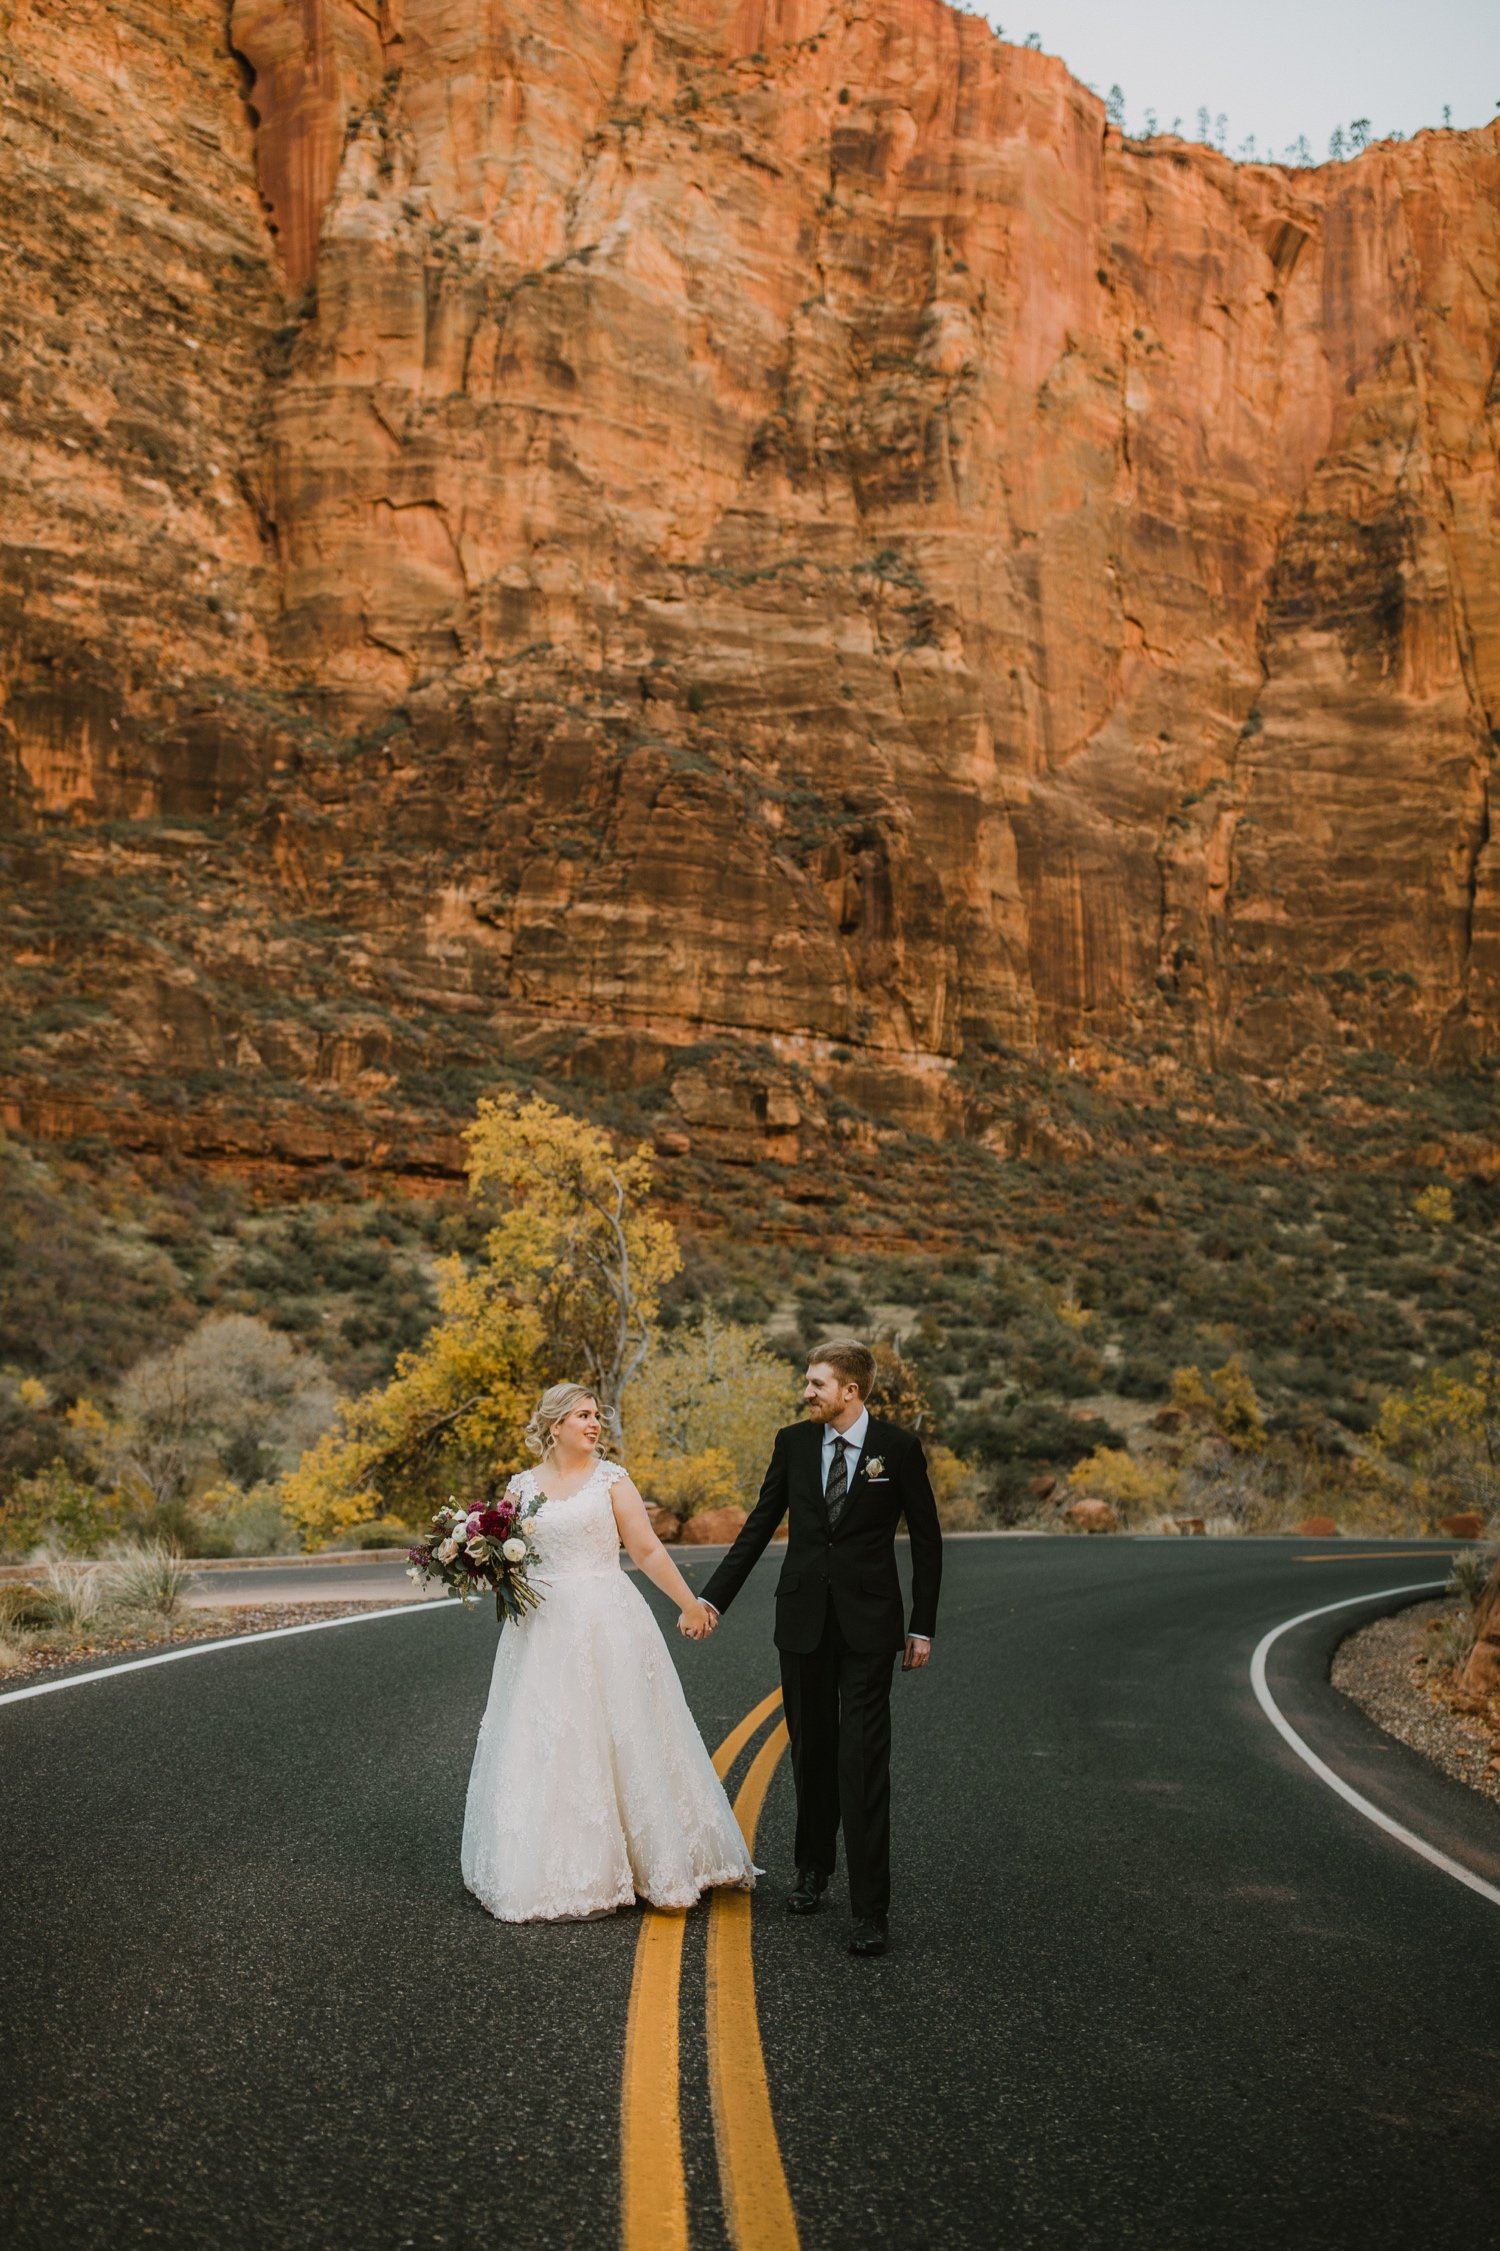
[863,1455,885,1480]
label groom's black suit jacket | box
[700,1416,942,1654]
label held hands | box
[902,1635,932,1672]
[678,1600,718,1642]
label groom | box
[695,1338,942,1957]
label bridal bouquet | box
[406,1493,544,1625]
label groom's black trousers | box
[779,1610,898,1919]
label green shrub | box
[186,1482,305,1557]
[0,1462,120,1560]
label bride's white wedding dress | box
[461,1457,757,1922]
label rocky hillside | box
[3,0,1499,1180]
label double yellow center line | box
[620,1687,799,2251]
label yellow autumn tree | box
[463,1093,681,1439]
[282,1095,680,1540]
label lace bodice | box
[507,1458,626,1580]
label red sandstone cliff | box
[2,1,1498,1171]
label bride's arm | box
[609,1474,714,1636]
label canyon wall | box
[2,0,1498,1172]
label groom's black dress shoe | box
[787,1869,829,1914]
[848,1916,888,1957]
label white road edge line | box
[1250,1581,1500,1911]
[0,1599,452,1708]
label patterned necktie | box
[825,1435,850,1529]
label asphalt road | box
[4,1539,1499,2251]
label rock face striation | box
[2,0,1498,1173]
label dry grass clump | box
[33,1546,107,1632]
[0,1581,54,1632]
[0,1538,200,1671]
[101,1538,196,1620]
[1416,1547,1500,1683]
[0,1626,33,1675]
[1407,1555,1500,1782]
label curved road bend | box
[3,1540,1498,2250]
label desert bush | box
[1116,1354,1172,1400]
[107,1314,338,1523]
[0,1582,53,1631]
[0,1628,31,1675]
[101,1539,196,1621]
[0,1459,121,1559]
[952,1398,1122,1468]
[1372,1348,1500,1527]
[1448,1545,1500,1609]
[926,1442,992,1530]
[185,1481,305,1557]
[638,1446,742,1518]
[0,1370,90,1496]
[1177,1447,1295,1534]
[949,1400,1126,1523]
[0,1137,193,1389]
[1171,1357,1268,1452]
[30,1545,106,1633]
[626,1311,797,1512]
[864,1337,931,1429]
[1422,1613,1475,1678]
[236,1212,436,1385]
[1066,1447,1179,1528]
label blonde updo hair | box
[524,1382,599,1459]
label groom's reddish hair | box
[807,1338,875,1398]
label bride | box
[461,1382,758,1922]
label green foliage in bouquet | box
[407,1496,545,1626]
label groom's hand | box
[902,1635,931,1671]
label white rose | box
[437,1538,458,1563]
[502,1538,528,1563]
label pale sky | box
[984,1,1499,160]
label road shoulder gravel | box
[0,1601,402,1687]
[1333,1597,1500,1808]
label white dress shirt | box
[822,1406,868,1492]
